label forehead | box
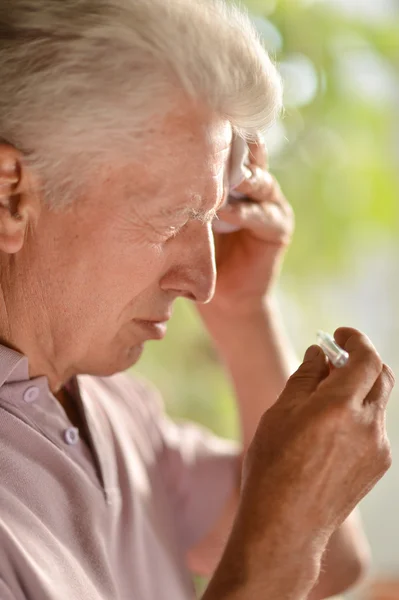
[156,104,232,174]
[107,101,233,224]
[141,106,233,209]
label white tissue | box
[212,220,242,233]
[212,135,249,235]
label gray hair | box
[0,0,282,207]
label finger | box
[0,175,19,189]
[217,199,292,244]
[319,328,383,405]
[363,364,395,411]
[234,167,275,204]
[333,326,374,349]
[283,345,329,398]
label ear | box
[0,143,41,254]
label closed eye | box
[161,209,216,242]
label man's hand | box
[199,136,294,318]
[203,328,394,600]
[243,327,393,544]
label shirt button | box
[64,427,80,446]
[23,386,40,403]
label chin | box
[82,344,145,377]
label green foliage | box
[267,0,399,280]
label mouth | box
[135,319,169,340]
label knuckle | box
[379,442,392,472]
[368,419,391,462]
[253,165,265,180]
[382,363,396,388]
[376,384,394,410]
[336,329,382,367]
[362,346,383,373]
[368,416,383,439]
[288,366,315,387]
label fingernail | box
[304,345,321,361]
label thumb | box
[284,345,329,397]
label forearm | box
[202,515,368,600]
[202,511,325,600]
[187,294,297,575]
[203,560,317,600]
[203,295,298,449]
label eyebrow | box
[188,206,218,223]
[161,169,228,224]
[189,187,228,222]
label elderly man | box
[0,1,394,599]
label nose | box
[160,221,216,303]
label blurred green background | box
[132,1,399,598]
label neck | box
[54,386,85,430]
[0,264,69,393]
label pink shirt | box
[0,345,240,600]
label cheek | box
[69,206,170,302]
[89,238,168,298]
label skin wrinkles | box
[0,95,233,389]
[0,89,389,600]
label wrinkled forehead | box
[136,116,233,195]
[186,120,233,194]
[102,104,235,220]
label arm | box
[203,296,296,452]
[190,138,369,594]
[199,329,392,600]
[188,294,294,574]
[202,512,324,600]
[190,299,370,597]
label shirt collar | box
[0,344,29,388]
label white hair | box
[0,0,282,207]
